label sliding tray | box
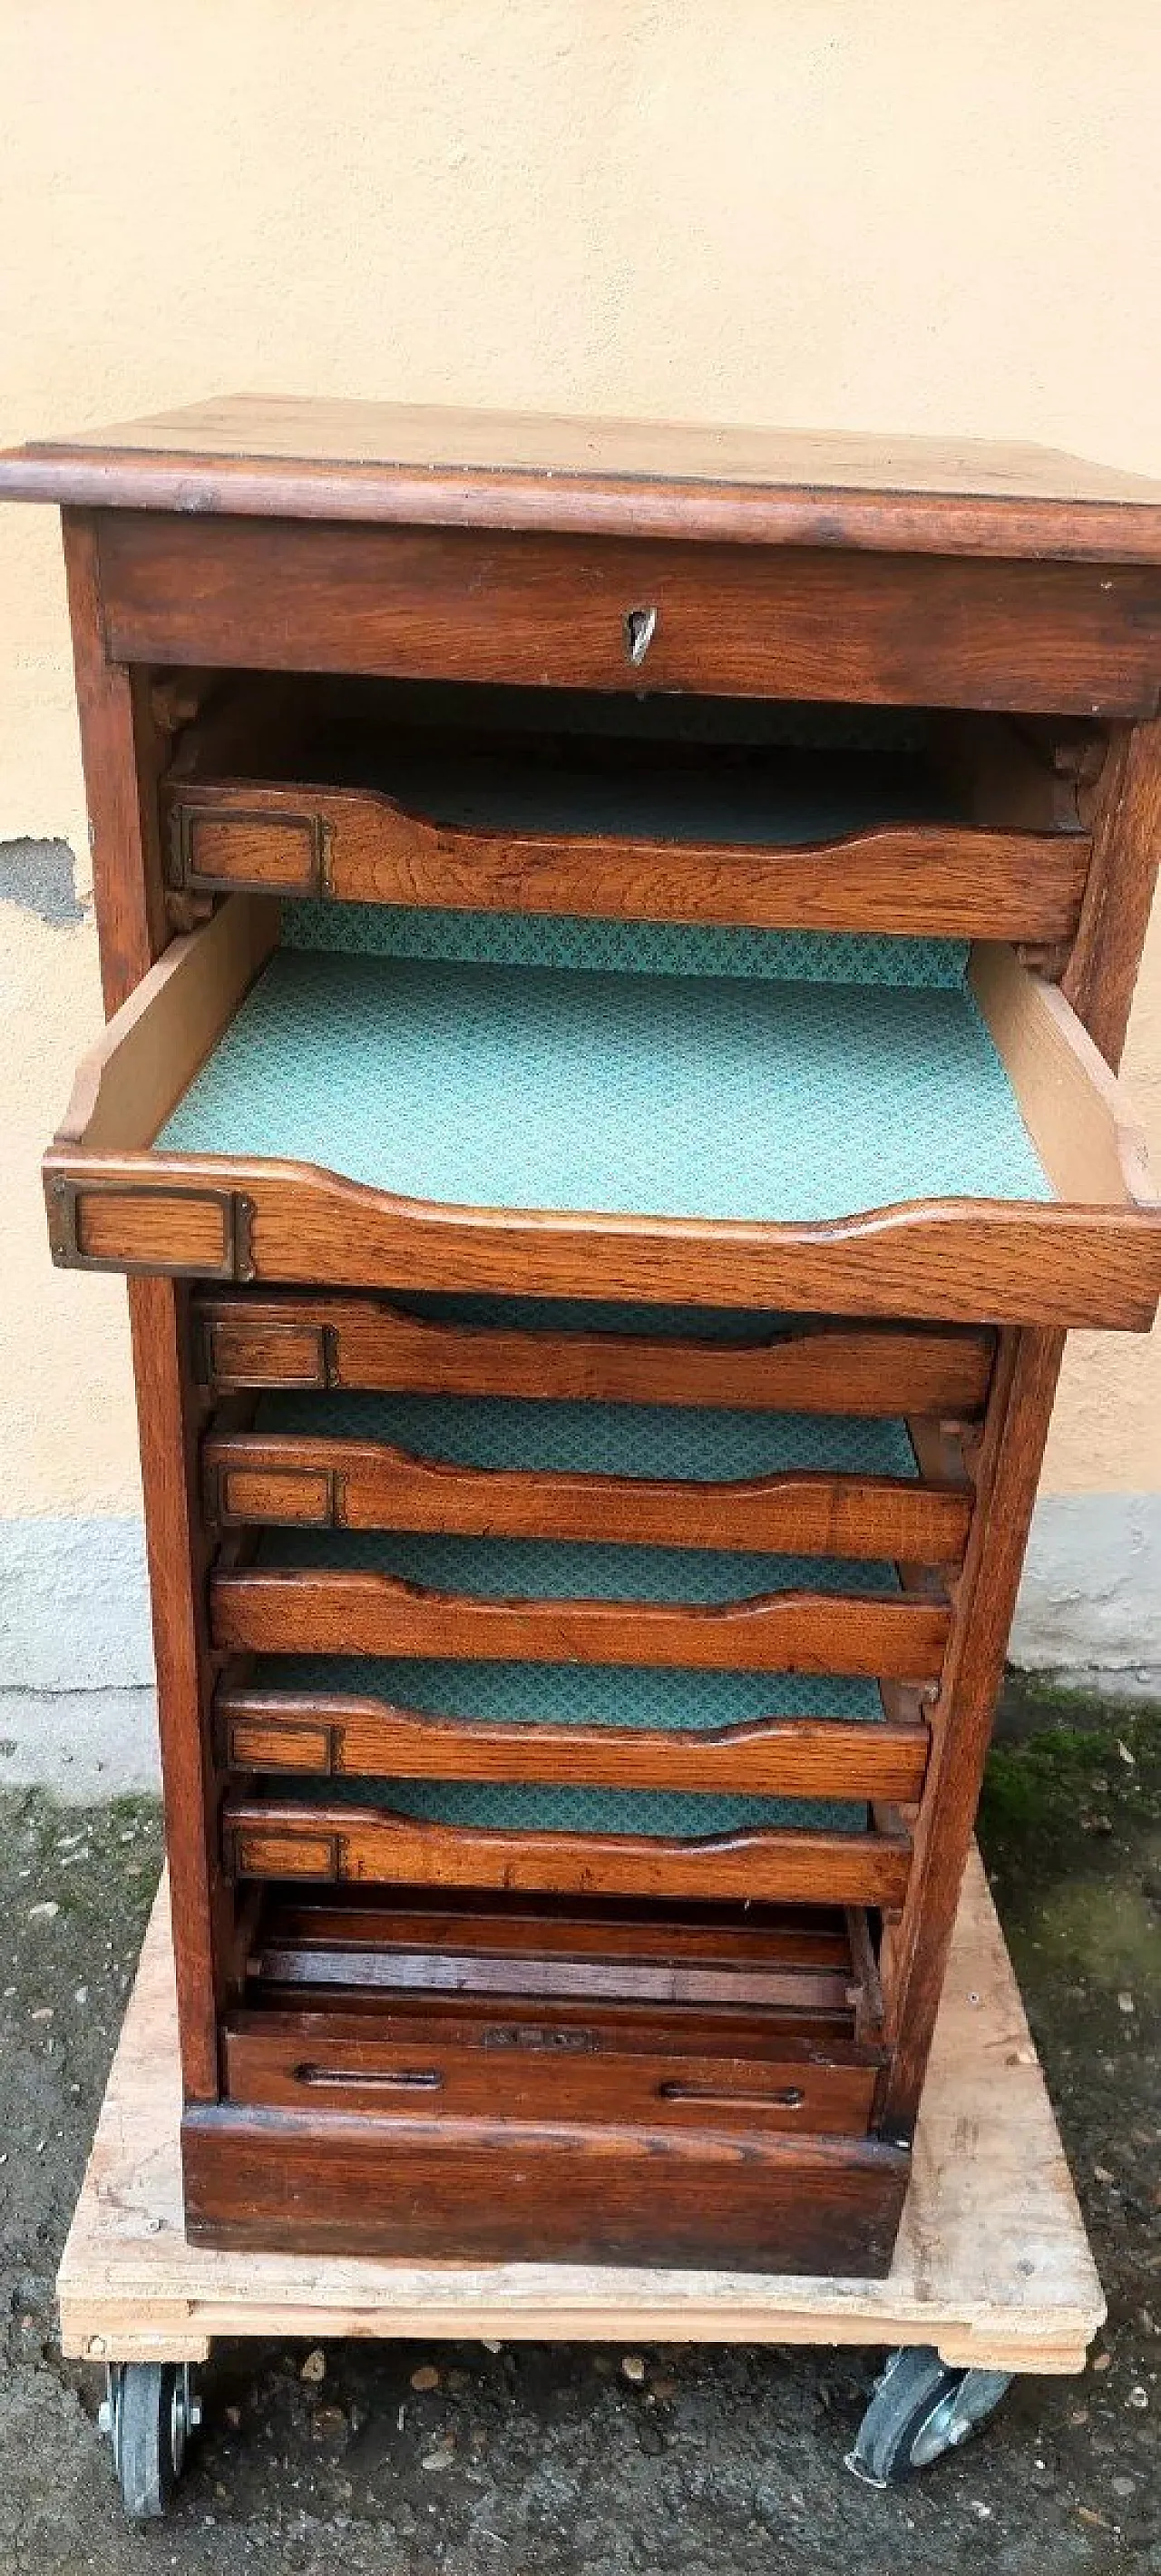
[161,681,1094,944]
[216,1658,931,1804]
[210,1528,948,1678]
[217,1639,913,1910]
[192,1292,997,1419]
[44,895,1161,1325]
[201,1389,972,1562]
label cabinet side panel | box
[880,1327,1064,2128]
[1062,711,1161,1067]
[60,508,222,2098]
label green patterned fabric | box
[256,1523,900,1609]
[283,903,969,986]
[258,1652,883,1729]
[277,1770,869,1841]
[253,1390,918,1484]
[158,952,1050,1220]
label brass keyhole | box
[623,604,658,667]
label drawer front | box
[163,772,1091,947]
[183,2098,910,2271]
[202,1426,972,1564]
[98,512,1161,714]
[193,1295,997,1418]
[216,1676,932,1804]
[222,2012,879,2137]
[222,1793,912,1908]
[209,1558,950,1677]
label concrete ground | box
[0,1689,1157,2576]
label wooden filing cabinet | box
[4,396,1160,2274]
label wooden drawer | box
[221,2000,881,2137]
[182,2096,909,2271]
[161,681,1095,944]
[216,1661,931,1805]
[221,1788,911,1908]
[209,1528,949,1678]
[43,896,1161,1327]
[192,1293,996,1420]
[96,510,1161,716]
[201,1389,973,1563]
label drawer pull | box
[293,2062,443,2091]
[623,603,658,666]
[659,2081,805,2111]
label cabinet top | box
[3,392,1161,561]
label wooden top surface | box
[4,393,1161,558]
[56,1851,1104,2371]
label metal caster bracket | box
[99,2359,202,2519]
[845,2345,1013,2485]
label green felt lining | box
[252,1390,918,1484]
[271,1772,870,1841]
[158,951,1050,1223]
[282,904,970,985]
[255,1524,901,1606]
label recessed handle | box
[658,2081,805,2110]
[293,2062,443,2091]
[623,604,659,667]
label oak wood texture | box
[163,769,1090,945]
[7,394,1161,563]
[50,894,278,1156]
[56,1860,1106,2365]
[91,513,1161,715]
[193,1295,996,1420]
[215,1678,931,1802]
[222,1794,911,1908]
[202,1424,972,1562]
[181,2100,909,2273]
[879,1330,1067,2130]
[60,515,171,1009]
[968,941,1157,1208]
[1061,712,1161,1066]
[210,1560,950,1676]
[221,2007,880,2137]
[54,537,228,2103]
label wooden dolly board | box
[60,1847,1104,2511]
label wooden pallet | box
[58,1849,1104,2375]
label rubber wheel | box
[845,2346,1013,2484]
[109,2362,191,2519]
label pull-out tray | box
[202,1389,971,1562]
[44,896,1161,1325]
[217,1657,930,1804]
[162,687,1091,943]
[210,1529,948,1677]
[192,1293,996,1417]
[222,1779,910,1909]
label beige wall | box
[2,0,1159,1526]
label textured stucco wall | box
[1,0,1160,1747]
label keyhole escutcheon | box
[623,604,658,667]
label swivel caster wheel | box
[98,2361,201,2519]
[845,2346,1013,2485]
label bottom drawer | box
[223,1999,880,2137]
[184,2098,909,2272]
